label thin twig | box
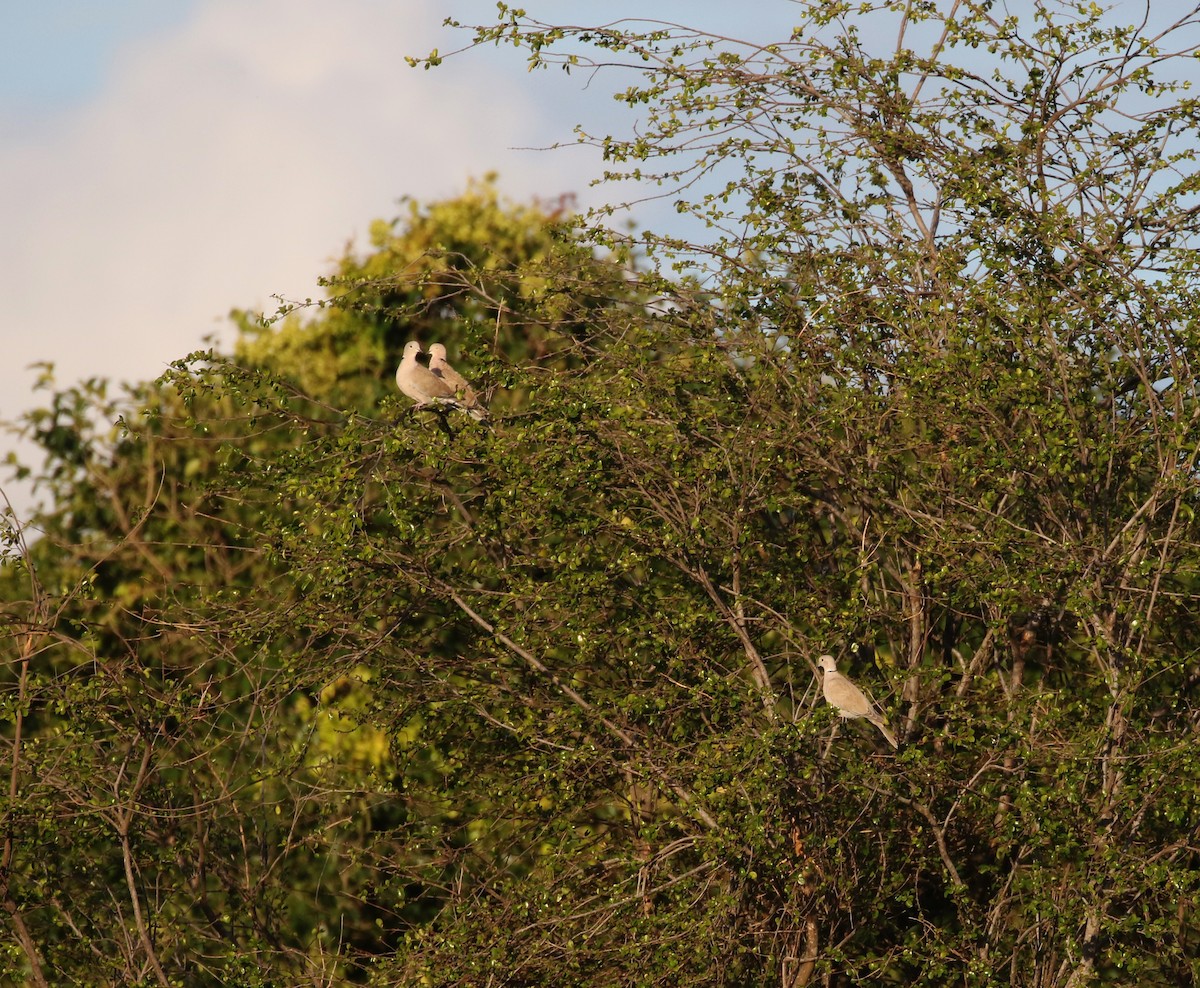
[442,585,718,830]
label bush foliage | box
[4,3,1200,985]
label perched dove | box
[395,340,472,416]
[427,343,488,421]
[818,654,898,749]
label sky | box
[0,0,812,518]
[5,1,1189,519]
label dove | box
[395,340,471,416]
[818,654,898,748]
[427,343,488,421]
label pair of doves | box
[396,341,487,421]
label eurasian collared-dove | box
[395,340,473,416]
[818,654,898,748]
[427,343,488,421]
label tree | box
[0,180,637,986]
[386,3,1200,984]
[4,3,1200,985]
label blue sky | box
[1,2,196,125]
[1,3,194,117]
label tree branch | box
[441,585,718,830]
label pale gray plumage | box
[396,340,470,415]
[818,654,898,748]
[427,343,487,421]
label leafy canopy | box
[4,4,1200,986]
